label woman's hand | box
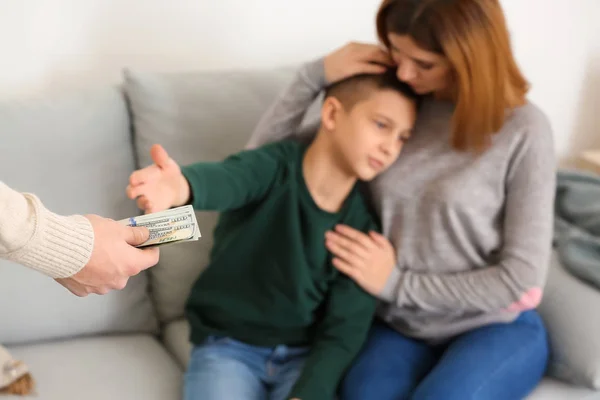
[324,42,395,84]
[325,225,396,296]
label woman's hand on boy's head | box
[325,225,396,296]
[126,144,189,214]
[324,42,394,84]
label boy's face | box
[324,90,417,181]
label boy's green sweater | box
[181,141,378,400]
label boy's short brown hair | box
[324,68,421,111]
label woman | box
[247,0,555,399]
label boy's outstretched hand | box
[126,144,190,214]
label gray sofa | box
[1,65,599,400]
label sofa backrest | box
[123,66,320,323]
[0,87,158,345]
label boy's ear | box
[321,96,344,132]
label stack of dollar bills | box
[119,205,201,248]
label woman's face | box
[388,33,453,96]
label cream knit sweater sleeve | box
[0,182,94,278]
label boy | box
[126,69,418,400]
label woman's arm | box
[245,58,325,149]
[246,43,394,149]
[327,116,557,314]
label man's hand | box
[55,214,160,296]
[126,144,189,214]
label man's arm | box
[0,181,93,278]
[0,181,159,296]
[181,143,286,212]
[289,274,376,400]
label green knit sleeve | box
[181,142,293,212]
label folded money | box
[119,205,201,248]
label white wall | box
[502,0,600,164]
[1,0,598,162]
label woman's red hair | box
[377,0,529,151]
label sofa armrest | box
[538,250,600,389]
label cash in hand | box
[119,205,201,248]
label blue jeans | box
[340,310,549,400]
[184,336,308,400]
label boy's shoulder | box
[343,183,382,234]
[245,140,305,159]
[234,140,305,170]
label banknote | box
[119,205,201,248]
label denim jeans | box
[340,310,549,400]
[184,336,308,400]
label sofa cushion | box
[0,87,158,345]
[163,318,192,368]
[538,250,600,389]
[525,378,598,400]
[5,335,182,400]
[123,67,303,323]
